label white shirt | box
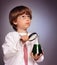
[2,31,44,65]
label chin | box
[24,27,29,30]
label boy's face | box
[14,13,31,30]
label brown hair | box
[9,5,32,31]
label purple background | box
[0,0,57,65]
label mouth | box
[26,23,30,26]
[26,23,30,24]
[26,22,30,25]
[25,23,30,27]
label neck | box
[17,28,28,33]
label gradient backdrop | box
[0,0,57,65]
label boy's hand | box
[30,52,43,61]
[20,35,29,43]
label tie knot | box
[24,43,26,46]
[24,44,27,47]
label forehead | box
[19,13,29,16]
[19,10,31,16]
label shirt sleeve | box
[2,32,20,59]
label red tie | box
[24,44,28,65]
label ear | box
[13,21,17,25]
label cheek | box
[17,21,24,28]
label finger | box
[40,53,43,57]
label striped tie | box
[24,44,28,65]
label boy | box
[2,6,44,65]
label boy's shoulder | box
[5,31,19,38]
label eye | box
[27,15,30,17]
[22,15,25,18]
[27,15,30,19]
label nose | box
[26,19,31,23]
[26,17,31,23]
[26,18,29,21]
